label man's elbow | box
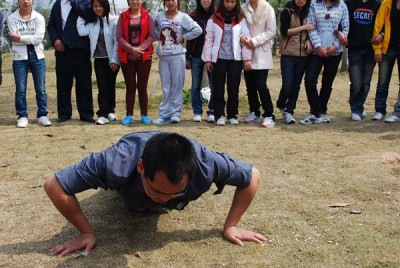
[251,167,261,188]
[43,174,57,196]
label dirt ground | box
[0,50,399,267]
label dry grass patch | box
[0,50,399,267]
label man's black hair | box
[141,133,197,184]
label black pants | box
[56,48,93,120]
[304,54,342,116]
[244,69,274,118]
[211,59,242,119]
[94,58,118,118]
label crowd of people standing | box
[2,0,400,128]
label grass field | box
[0,50,399,267]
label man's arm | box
[43,174,97,256]
[223,167,267,245]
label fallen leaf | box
[329,202,355,208]
[350,210,362,214]
[134,251,144,258]
[28,185,42,188]
[80,145,86,150]
[45,134,54,138]
[0,164,12,168]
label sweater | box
[346,0,380,51]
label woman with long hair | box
[116,0,155,125]
[276,0,313,124]
[202,0,252,126]
[299,0,349,125]
[77,0,120,125]
[241,0,277,127]
[153,0,202,124]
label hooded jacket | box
[7,9,45,61]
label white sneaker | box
[216,116,225,126]
[193,114,202,122]
[351,113,361,121]
[299,114,322,125]
[244,112,260,124]
[372,112,384,121]
[38,116,52,126]
[384,114,400,123]
[17,117,28,128]
[96,116,110,125]
[228,118,239,125]
[262,117,275,128]
[361,112,367,119]
[108,113,117,121]
[283,112,296,124]
[171,116,180,123]
[207,114,215,123]
[320,114,330,123]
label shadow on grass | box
[0,190,220,266]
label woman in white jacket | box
[77,0,120,125]
[241,0,276,128]
[202,0,252,126]
[8,0,52,128]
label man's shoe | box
[121,115,133,125]
[57,117,70,123]
[262,117,276,128]
[372,112,384,121]
[108,113,117,121]
[207,114,215,123]
[38,116,52,126]
[351,113,361,121]
[384,114,400,123]
[141,115,151,124]
[96,117,110,125]
[17,117,28,128]
[361,112,367,119]
[153,117,171,125]
[80,117,95,123]
[283,112,296,124]
[299,114,322,125]
[320,114,330,123]
[244,112,260,124]
[228,118,239,125]
[171,116,180,123]
[193,114,202,122]
[216,116,225,126]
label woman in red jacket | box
[117,0,155,125]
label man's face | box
[137,159,189,204]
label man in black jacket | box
[48,0,96,123]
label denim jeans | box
[304,53,342,115]
[190,56,213,116]
[392,90,400,117]
[348,48,376,115]
[277,55,308,115]
[243,69,274,118]
[374,47,400,115]
[13,47,48,118]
